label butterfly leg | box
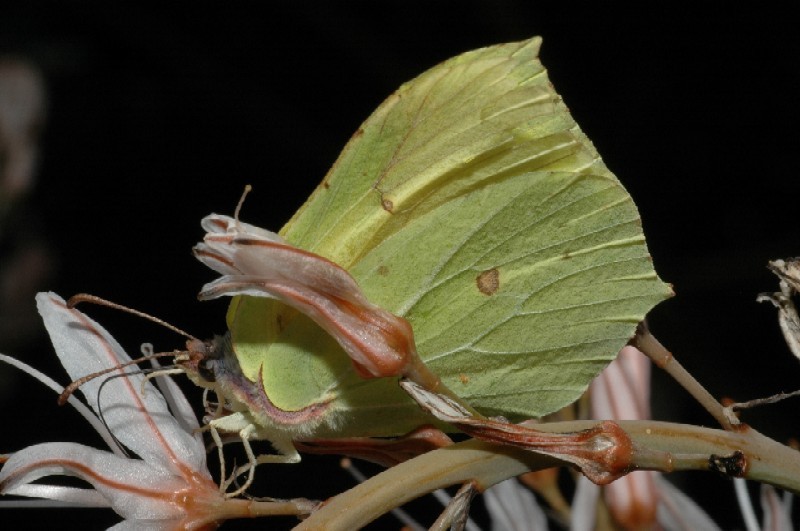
[224,425,300,497]
[206,412,300,497]
[206,423,229,494]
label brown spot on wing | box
[476,268,500,295]
[381,198,394,213]
[377,265,389,276]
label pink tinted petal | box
[760,484,792,531]
[590,346,650,421]
[35,293,206,476]
[0,442,184,521]
[590,347,657,527]
[602,470,658,529]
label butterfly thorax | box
[183,332,334,437]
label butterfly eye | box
[182,337,226,385]
[197,358,217,383]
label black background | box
[1,2,799,529]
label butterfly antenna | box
[57,350,176,406]
[67,293,197,341]
[234,184,253,222]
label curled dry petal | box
[768,258,800,294]
[399,380,633,484]
[757,285,800,362]
[193,214,416,379]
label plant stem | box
[633,323,736,430]
[213,497,317,523]
[296,439,557,531]
[297,419,800,530]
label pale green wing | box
[229,38,671,436]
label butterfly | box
[188,37,671,468]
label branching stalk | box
[632,323,736,430]
[298,419,800,530]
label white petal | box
[149,378,205,467]
[734,477,760,531]
[570,476,599,531]
[656,475,721,530]
[0,352,121,455]
[0,442,184,521]
[147,360,203,450]
[484,478,548,531]
[107,520,181,531]
[0,484,108,507]
[35,293,206,476]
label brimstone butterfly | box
[190,37,672,460]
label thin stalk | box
[632,324,736,430]
[218,497,318,521]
